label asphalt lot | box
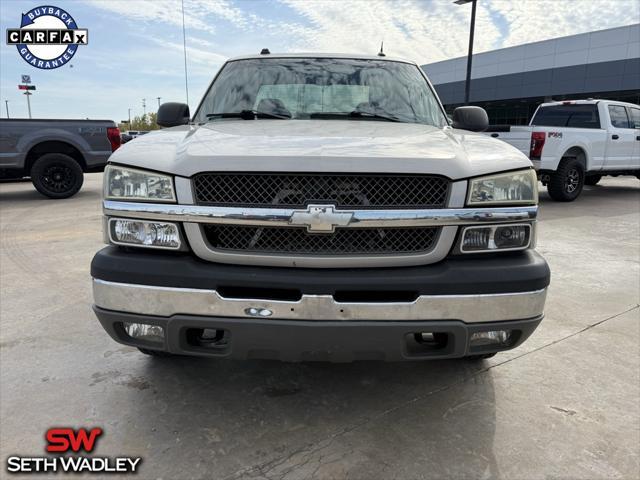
[1,174,639,479]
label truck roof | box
[226,52,417,65]
[539,99,639,108]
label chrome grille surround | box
[104,180,538,268]
[193,173,450,209]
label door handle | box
[491,133,499,138]
[636,135,640,141]
[611,134,619,140]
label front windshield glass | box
[193,58,447,126]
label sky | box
[0,0,638,121]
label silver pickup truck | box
[91,53,550,362]
[0,118,120,198]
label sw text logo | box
[46,427,103,453]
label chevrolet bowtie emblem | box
[289,205,353,233]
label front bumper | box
[91,247,550,362]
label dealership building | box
[422,24,639,125]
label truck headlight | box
[467,169,537,205]
[104,165,175,202]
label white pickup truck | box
[91,53,550,362]
[485,100,640,201]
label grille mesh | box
[203,225,439,255]
[193,173,449,209]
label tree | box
[118,112,160,132]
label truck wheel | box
[138,347,174,357]
[547,157,584,202]
[31,153,84,199]
[466,353,497,360]
[585,175,602,186]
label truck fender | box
[17,128,91,160]
[560,145,589,170]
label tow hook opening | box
[405,331,451,356]
[185,328,230,352]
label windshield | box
[193,58,447,126]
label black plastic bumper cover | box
[94,307,543,362]
[91,246,550,296]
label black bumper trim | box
[91,247,550,296]
[94,306,543,363]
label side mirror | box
[451,106,489,132]
[157,102,190,127]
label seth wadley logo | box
[5,427,142,474]
[6,5,88,69]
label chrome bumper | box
[103,200,538,228]
[93,279,547,324]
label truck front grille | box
[202,225,440,255]
[193,173,449,209]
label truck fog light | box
[461,224,531,253]
[494,225,529,249]
[461,227,491,251]
[110,218,180,249]
[123,322,164,343]
[469,330,511,347]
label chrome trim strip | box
[103,200,537,228]
[184,223,457,268]
[93,279,547,324]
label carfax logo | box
[6,5,88,69]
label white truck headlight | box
[468,169,537,205]
[105,165,175,202]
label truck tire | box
[547,157,584,202]
[138,348,174,357]
[585,175,602,186]
[31,153,84,199]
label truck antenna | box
[378,42,385,57]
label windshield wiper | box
[206,110,290,120]
[309,111,401,122]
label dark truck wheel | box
[547,157,584,202]
[585,175,602,186]
[31,153,84,199]
[138,348,174,357]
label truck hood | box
[110,120,532,180]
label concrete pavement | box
[1,174,638,479]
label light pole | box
[181,0,190,106]
[157,97,161,108]
[455,0,477,105]
[142,98,146,117]
[128,108,131,125]
[4,100,9,118]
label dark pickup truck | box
[0,118,121,198]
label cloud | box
[279,0,639,63]
[87,0,639,65]
[85,0,247,34]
